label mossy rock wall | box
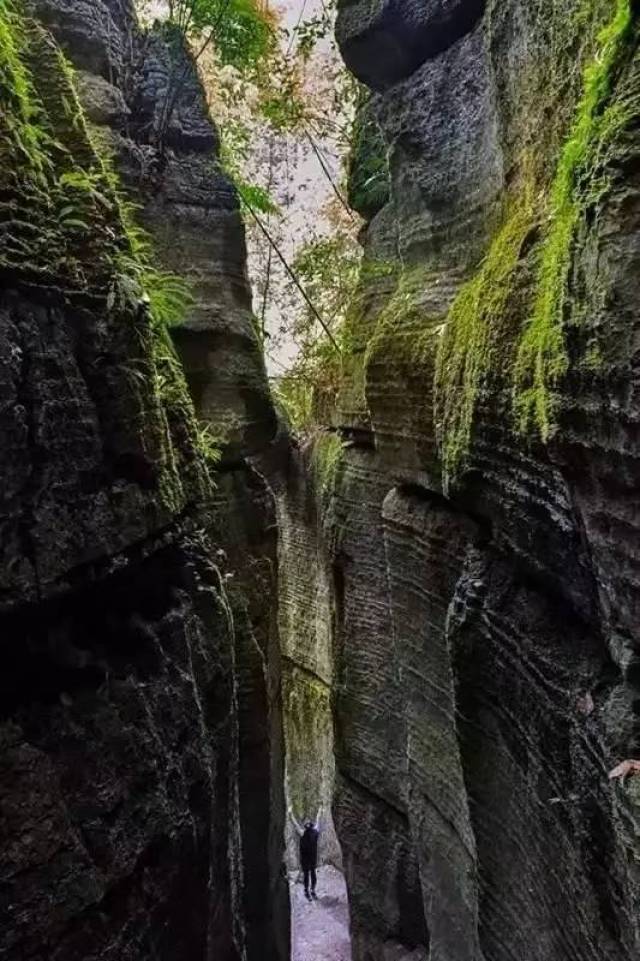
[334,0,639,488]
[320,2,640,959]
[0,4,287,961]
[268,439,343,871]
[282,666,342,869]
[0,0,212,604]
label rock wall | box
[265,437,342,871]
[5,0,640,958]
[283,1,640,959]
[0,2,287,959]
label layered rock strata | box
[0,2,287,958]
[265,438,342,871]
[289,1,640,959]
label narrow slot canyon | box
[1,1,640,961]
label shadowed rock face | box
[1,539,245,961]
[31,0,275,465]
[5,1,640,960]
[287,2,640,960]
[1,2,286,959]
[336,0,485,91]
[123,26,277,464]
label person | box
[288,804,321,901]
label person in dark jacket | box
[288,805,321,900]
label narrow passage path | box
[291,865,352,961]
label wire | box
[242,197,341,353]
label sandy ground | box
[291,865,352,961]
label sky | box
[140,1,349,376]
[250,1,347,374]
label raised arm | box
[288,805,304,837]
[315,805,322,829]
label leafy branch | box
[154,0,275,151]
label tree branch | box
[303,126,354,220]
[242,197,341,353]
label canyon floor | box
[290,866,352,961]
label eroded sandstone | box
[0,2,287,958]
[289,2,640,959]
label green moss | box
[311,432,345,495]
[431,0,637,484]
[274,374,314,433]
[290,260,438,431]
[275,257,398,434]
[273,0,635,480]
[283,668,332,820]
[364,264,439,368]
[0,1,193,320]
[335,298,375,417]
[0,0,214,487]
[347,91,390,220]
[0,2,122,289]
[116,202,195,329]
[0,0,50,178]
[435,187,535,487]
[513,0,636,438]
[332,257,399,415]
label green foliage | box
[275,254,414,434]
[53,135,194,329]
[211,102,279,214]
[274,337,341,434]
[234,177,280,215]
[292,7,333,62]
[0,3,120,288]
[273,372,314,433]
[202,0,274,69]
[160,0,358,381]
[257,58,306,132]
[513,0,635,438]
[57,168,111,233]
[257,0,341,134]
[0,1,214,484]
[311,432,344,494]
[347,90,390,219]
[268,0,637,497]
[149,0,278,161]
[0,0,51,179]
[435,190,534,487]
[273,232,364,433]
[142,268,194,328]
[195,422,224,464]
[116,199,194,329]
[146,319,216,508]
[166,0,275,71]
[292,231,362,336]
